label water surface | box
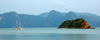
[0,27,100,40]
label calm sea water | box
[0,27,100,40]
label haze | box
[0,0,100,16]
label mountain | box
[74,12,97,17]
[47,10,63,18]
[0,10,100,28]
[38,12,48,17]
[64,11,77,20]
[46,10,64,27]
[0,11,18,28]
[0,14,1,16]
[39,12,98,17]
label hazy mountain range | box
[0,10,100,28]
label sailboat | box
[14,20,23,30]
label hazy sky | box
[0,0,100,15]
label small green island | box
[59,18,95,29]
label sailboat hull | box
[14,28,23,30]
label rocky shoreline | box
[58,27,95,29]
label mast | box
[19,21,21,28]
[16,20,18,28]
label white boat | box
[14,20,23,30]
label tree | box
[59,18,86,28]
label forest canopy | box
[59,18,91,28]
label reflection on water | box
[0,34,87,40]
[62,34,87,40]
[0,28,100,40]
[1,33,100,40]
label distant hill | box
[74,12,98,17]
[38,12,48,17]
[0,10,100,28]
[38,12,98,17]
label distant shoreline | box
[58,27,95,29]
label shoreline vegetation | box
[59,18,95,29]
[58,27,95,29]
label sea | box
[0,27,100,40]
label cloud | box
[52,1,76,9]
[53,1,66,6]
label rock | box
[82,21,91,28]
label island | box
[59,18,95,29]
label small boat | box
[14,20,23,30]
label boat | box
[14,20,23,30]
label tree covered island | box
[59,18,95,29]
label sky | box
[0,0,100,16]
